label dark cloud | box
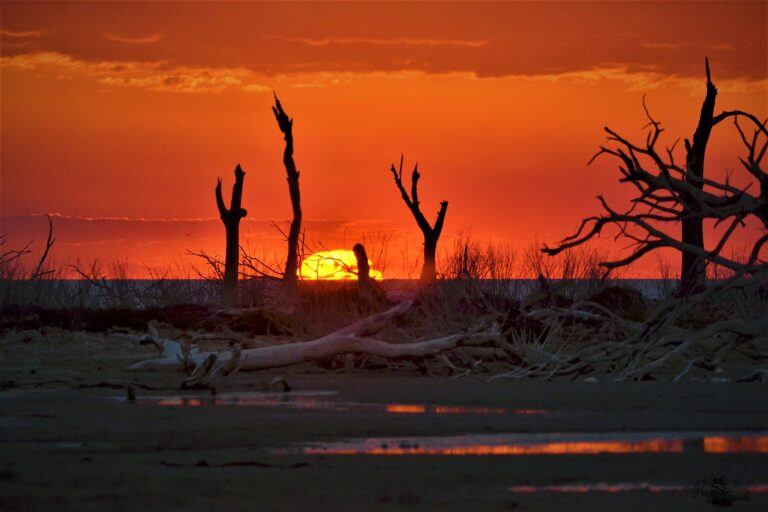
[2,2,765,79]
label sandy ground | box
[1,328,768,511]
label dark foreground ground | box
[1,330,768,511]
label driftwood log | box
[126,273,767,384]
[128,299,502,379]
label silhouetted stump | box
[353,243,384,304]
[215,164,247,306]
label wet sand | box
[1,330,768,511]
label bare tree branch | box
[544,60,767,286]
[389,155,449,283]
[273,93,302,296]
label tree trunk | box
[222,218,239,304]
[127,299,503,374]
[681,59,717,294]
[353,243,376,301]
[273,95,302,296]
[388,157,448,285]
[284,170,302,292]
[216,165,247,306]
[680,218,706,293]
[421,235,438,283]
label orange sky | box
[1,2,766,278]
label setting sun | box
[1,3,767,511]
[300,250,383,281]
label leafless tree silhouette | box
[273,94,302,296]
[29,214,55,280]
[680,58,717,292]
[543,60,767,290]
[0,214,55,279]
[0,236,30,271]
[389,155,448,283]
[215,164,247,305]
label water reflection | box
[133,393,538,416]
[142,391,347,410]
[704,435,768,453]
[284,431,768,456]
[386,404,540,415]
[386,404,426,414]
[508,482,768,494]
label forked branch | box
[389,155,449,283]
[544,60,767,283]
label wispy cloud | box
[512,66,768,94]
[2,213,385,226]
[0,28,43,38]
[104,31,162,44]
[0,51,270,94]
[283,36,489,48]
[1,213,396,252]
[97,69,267,94]
[643,41,734,51]
[0,51,80,70]
[4,213,218,223]
[4,50,764,96]
[1,2,764,80]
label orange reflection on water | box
[148,392,345,410]
[143,395,534,416]
[304,439,684,456]
[386,404,536,415]
[215,396,331,409]
[434,405,521,414]
[704,436,768,453]
[157,398,203,407]
[386,404,427,414]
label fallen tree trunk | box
[234,327,500,371]
[126,273,768,383]
[128,299,500,375]
[128,328,501,375]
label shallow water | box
[4,375,768,511]
[507,482,768,494]
[279,431,768,456]
[135,391,342,409]
[129,391,548,416]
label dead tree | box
[30,214,55,280]
[0,215,55,280]
[389,155,448,283]
[681,58,717,292]
[353,243,379,302]
[273,94,302,295]
[215,164,247,305]
[543,60,768,289]
[0,236,30,274]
